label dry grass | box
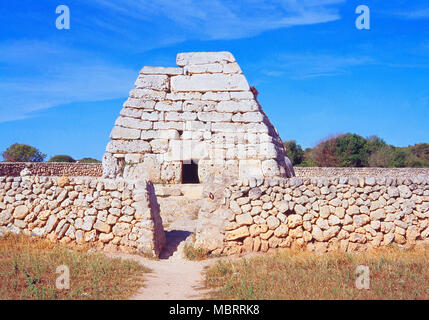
[183,234,209,261]
[0,234,150,300]
[205,245,429,300]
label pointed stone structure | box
[102,52,294,184]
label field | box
[0,234,150,300]
[205,245,429,300]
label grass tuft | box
[0,233,150,300]
[204,245,429,300]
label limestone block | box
[165,111,197,121]
[115,117,152,130]
[223,62,242,74]
[161,162,181,183]
[120,107,142,119]
[170,74,250,92]
[225,226,250,240]
[166,92,202,100]
[141,111,161,121]
[258,144,278,160]
[183,100,217,112]
[185,121,211,131]
[212,122,246,133]
[140,129,179,140]
[216,100,258,112]
[106,140,151,154]
[261,159,281,177]
[13,205,29,220]
[165,140,209,161]
[184,63,223,74]
[140,66,183,75]
[124,154,162,182]
[197,111,232,122]
[110,126,141,140]
[232,112,264,123]
[123,98,156,110]
[246,123,269,133]
[230,91,254,100]
[176,51,235,66]
[125,154,142,163]
[154,101,182,111]
[236,213,253,226]
[129,89,166,100]
[201,92,230,101]
[153,121,185,131]
[239,160,263,179]
[135,74,169,91]
[150,139,169,154]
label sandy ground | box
[105,219,217,300]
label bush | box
[2,143,46,162]
[77,158,101,163]
[48,155,75,163]
[283,140,304,165]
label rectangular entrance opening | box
[182,160,199,184]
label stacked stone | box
[295,167,429,179]
[0,175,166,257]
[103,51,294,183]
[0,163,102,177]
[196,175,429,255]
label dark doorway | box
[182,161,199,184]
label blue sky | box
[0,0,428,160]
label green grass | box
[204,245,429,300]
[0,233,151,300]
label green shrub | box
[2,143,46,162]
[48,155,75,163]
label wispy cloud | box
[91,0,345,40]
[262,53,374,79]
[0,40,136,122]
[389,7,429,19]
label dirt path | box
[106,219,218,300]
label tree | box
[48,155,76,162]
[368,145,396,167]
[283,140,304,165]
[312,135,341,167]
[335,133,369,167]
[78,158,101,163]
[2,143,46,162]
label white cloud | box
[389,7,429,19]
[0,40,137,122]
[262,53,374,79]
[91,0,345,40]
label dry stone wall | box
[195,175,429,255]
[102,51,294,184]
[295,167,429,179]
[0,175,166,257]
[0,163,102,177]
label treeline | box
[2,143,100,163]
[284,133,429,168]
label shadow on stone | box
[159,230,192,259]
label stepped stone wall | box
[0,174,166,257]
[102,51,294,184]
[194,175,429,255]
